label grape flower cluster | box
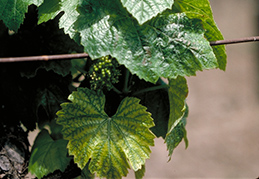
[89,56,120,90]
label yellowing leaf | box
[56,87,155,178]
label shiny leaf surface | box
[120,0,174,24]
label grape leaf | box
[20,60,72,78]
[120,0,174,24]
[80,163,95,179]
[75,2,218,83]
[56,87,155,178]
[165,76,188,159]
[134,165,145,179]
[0,0,43,31]
[37,0,218,83]
[132,77,169,138]
[29,129,71,179]
[35,78,69,127]
[172,0,227,70]
[38,0,79,39]
[37,0,60,24]
[166,107,188,161]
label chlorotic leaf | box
[165,76,188,159]
[120,0,174,24]
[28,129,71,179]
[56,87,155,178]
[173,0,227,70]
[0,0,43,31]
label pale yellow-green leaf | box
[56,87,155,178]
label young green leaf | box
[165,76,188,159]
[29,129,71,179]
[0,0,43,31]
[172,0,227,70]
[56,87,155,178]
[120,0,174,24]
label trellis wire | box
[1,36,259,63]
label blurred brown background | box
[137,0,259,178]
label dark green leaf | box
[80,164,95,179]
[0,0,43,31]
[133,78,169,138]
[34,71,72,127]
[165,76,188,159]
[172,0,227,70]
[28,129,71,179]
[165,107,188,161]
[120,0,174,24]
[134,164,145,179]
[167,76,188,129]
[37,0,219,83]
[77,5,217,83]
[37,0,79,39]
[37,0,60,24]
[20,60,72,78]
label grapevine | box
[0,0,229,178]
[88,56,121,91]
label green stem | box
[75,65,88,74]
[112,85,123,95]
[132,84,169,96]
[123,69,130,93]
